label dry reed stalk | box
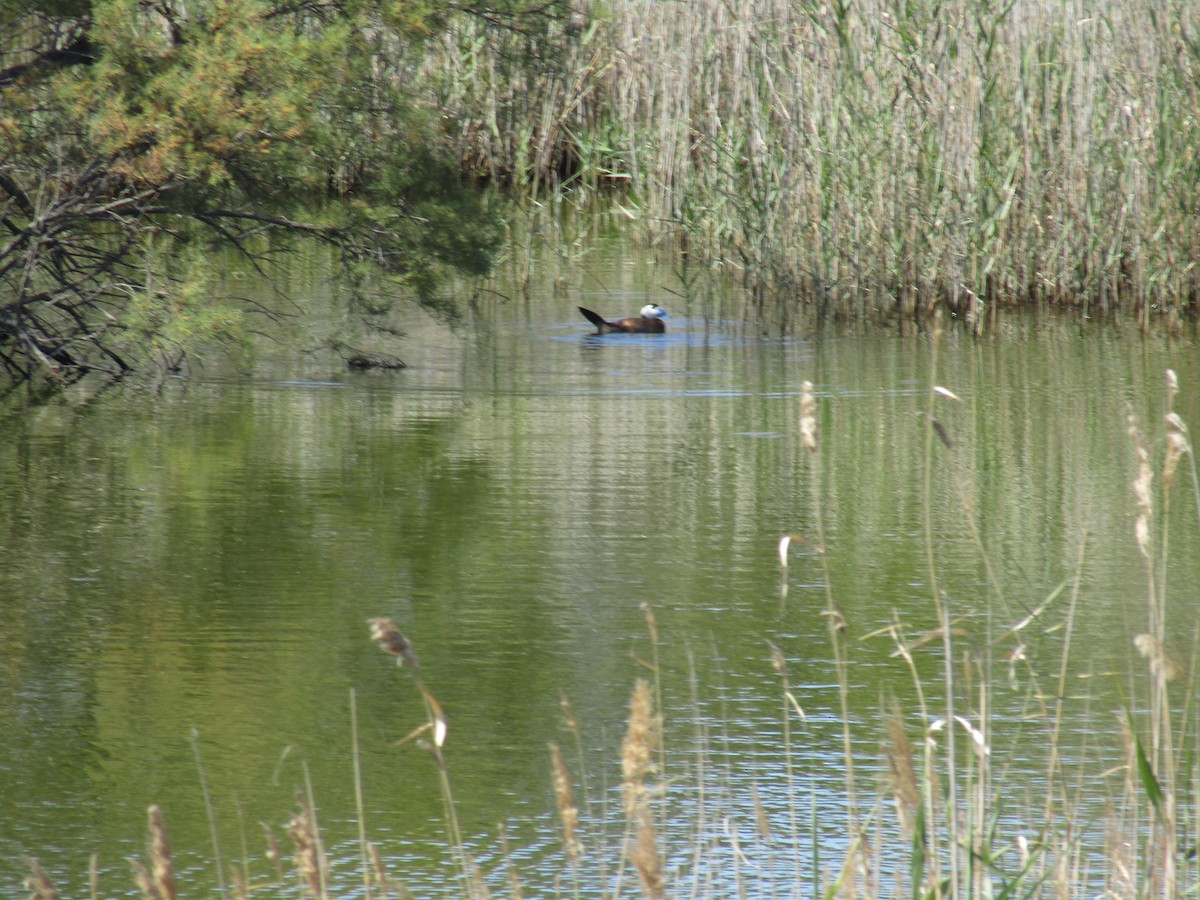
[750,782,770,840]
[24,858,60,900]
[800,371,858,891]
[629,806,664,900]
[368,617,420,673]
[882,700,919,840]
[366,841,392,900]
[286,795,326,898]
[548,741,582,862]
[497,824,525,900]
[146,805,176,900]
[1104,806,1136,899]
[261,822,286,882]
[464,856,492,900]
[132,861,155,899]
[1130,421,1154,563]
[767,640,804,888]
[1134,634,1183,684]
[557,688,596,845]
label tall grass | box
[425,0,1200,323]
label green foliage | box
[0,0,504,387]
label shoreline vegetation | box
[22,359,1199,899]
[429,0,1200,328]
[3,1,1200,390]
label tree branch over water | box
[0,0,511,391]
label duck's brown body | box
[579,306,667,334]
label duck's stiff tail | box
[578,307,609,331]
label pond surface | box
[2,246,1198,897]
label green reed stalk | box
[919,315,962,896]
[797,379,860,891]
[349,687,372,900]
[188,727,227,900]
[367,618,473,897]
[767,641,805,895]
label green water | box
[2,249,1198,896]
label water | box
[1,248,1198,896]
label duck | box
[579,304,669,334]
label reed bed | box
[425,0,1200,324]
[21,363,1199,898]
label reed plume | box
[261,822,285,882]
[549,741,582,862]
[621,679,658,818]
[369,617,421,673]
[882,700,919,840]
[146,805,176,900]
[621,679,664,900]
[23,859,60,900]
[286,794,326,898]
[630,807,664,900]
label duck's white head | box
[640,304,669,319]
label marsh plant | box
[22,364,1200,899]
[433,0,1200,324]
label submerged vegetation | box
[21,358,1200,899]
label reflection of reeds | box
[27,403,1200,899]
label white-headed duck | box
[579,304,669,334]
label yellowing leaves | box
[72,0,336,188]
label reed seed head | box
[621,679,658,818]
[368,617,420,673]
[768,640,787,678]
[261,822,285,881]
[630,806,665,900]
[1129,424,1153,557]
[146,805,176,900]
[1134,633,1183,682]
[23,858,60,900]
[882,703,918,838]
[132,860,155,900]
[286,797,324,898]
[640,602,658,644]
[557,689,579,736]
[548,742,582,862]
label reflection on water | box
[1,250,1198,896]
